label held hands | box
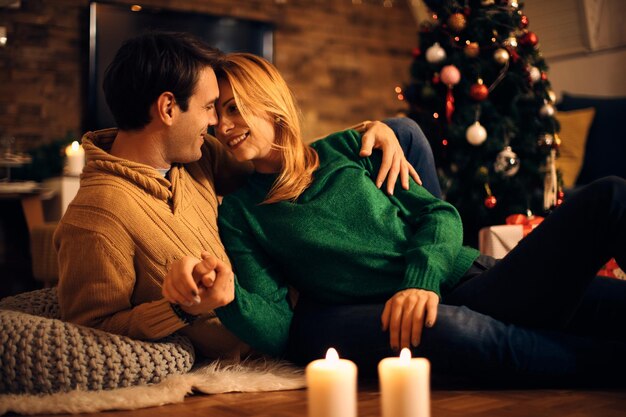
[381,288,439,351]
[162,252,235,316]
[359,121,422,195]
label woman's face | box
[215,78,279,172]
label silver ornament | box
[494,146,520,177]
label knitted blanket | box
[0,287,194,394]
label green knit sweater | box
[216,129,479,356]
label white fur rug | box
[0,358,305,415]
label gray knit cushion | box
[0,288,195,394]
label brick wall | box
[0,0,417,149]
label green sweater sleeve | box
[215,203,292,356]
[322,130,468,297]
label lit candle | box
[378,348,430,417]
[65,140,85,176]
[306,348,357,417]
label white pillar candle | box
[65,140,85,176]
[379,348,430,417]
[306,348,357,417]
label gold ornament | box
[547,90,557,103]
[493,48,510,64]
[464,41,480,58]
[447,13,467,33]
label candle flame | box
[399,348,412,363]
[71,141,80,151]
[325,348,339,363]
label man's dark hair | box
[103,31,224,131]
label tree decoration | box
[519,31,538,47]
[404,0,560,245]
[466,121,487,145]
[520,15,529,28]
[528,66,541,83]
[493,48,510,64]
[503,36,518,48]
[441,65,461,123]
[412,47,421,58]
[470,79,489,101]
[426,42,447,64]
[539,102,555,117]
[537,133,555,148]
[484,183,497,208]
[494,146,520,177]
[464,41,480,58]
[447,13,467,32]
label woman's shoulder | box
[311,129,362,156]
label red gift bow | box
[505,214,544,236]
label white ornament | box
[426,42,447,64]
[539,103,555,117]
[466,121,487,146]
[494,146,520,177]
[493,48,510,65]
[529,66,541,83]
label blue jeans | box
[286,120,626,386]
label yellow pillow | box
[556,107,596,188]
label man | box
[54,31,421,359]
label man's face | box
[167,67,219,164]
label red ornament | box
[445,87,455,123]
[463,6,471,16]
[519,31,538,47]
[541,72,548,81]
[520,15,529,29]
[412,47,421,58]
[470,83,489,101]
[484,195,497,209]
[557,190,565,199]
[432,73,441,84]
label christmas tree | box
[403,0,561,246]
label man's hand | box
[359,121,422,195]
[162,253,235,316]
[381,288,438,351]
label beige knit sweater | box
[54,129,252,359]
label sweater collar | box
[80,128,185,207]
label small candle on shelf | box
[378,348,430,417]
[65,140,85,176]
[306,348,357,417]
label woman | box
[166,53,626,384]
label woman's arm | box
[214,204,294,357]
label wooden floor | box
[24,386,626,417]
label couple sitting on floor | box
[56,31,626,385]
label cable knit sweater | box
[54,128,252,359]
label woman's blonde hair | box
[217,53,319,204]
